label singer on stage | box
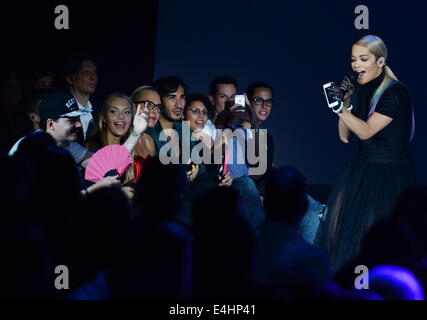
[315,35,416,271]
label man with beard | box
[149,76,206,182]
[142,77,186,164]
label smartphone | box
[234,95,245,112]
[218,151,230,179]
[323,82,342,109]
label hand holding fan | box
[85,144,132,183]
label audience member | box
[333,216,418,290]
[32,69,55,91]
[185,93,265,228]
[252,166,332,299]
[8,88,54,155]
[85,92,137,189]
[0,70,27,154]
[192,187,256,300]
[246,81,325,244]
[69,185,133,297]
[245,82,275,190]
[64,54,99,141]
[149,76,187,158]
[125,159,193,299]
[183,93,233,185]
[208,76,239,124]
[392,185,427,262]
[130,85,161,179]
[9,92,92,164]
[18,145,84,298]
[134,157,189,223]
[369,265,424,300]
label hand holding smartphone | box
[323,82,343,109]
[234,95,246,112]
[323,71,357,110]
[218,151,230,179]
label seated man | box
[252,166,332,299]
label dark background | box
[1,0,426,187]
[0,0,158,97]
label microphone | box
[340,71,358,96]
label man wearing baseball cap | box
[38,91,91,147]
[9,91,93,164]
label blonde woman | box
[315,35,416,271]
[85,92,139,187]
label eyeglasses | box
[250,97,274,107]
[134,100,162,111]
[185,107,208,116]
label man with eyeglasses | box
[65,53,99,142]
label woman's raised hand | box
[133,103,150,136]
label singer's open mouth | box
[356,70,366,78]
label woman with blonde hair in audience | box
[85,92,150,197]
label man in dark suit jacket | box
[64,54,100,142]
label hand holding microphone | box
[323,71,357,114]
[339,72,357,108]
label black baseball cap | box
[39,91,92,120]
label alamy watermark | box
[54,5,69,30]
[354,265,369,290]
[54,265,69,290]
[157,123,268,176]
[354,5,369,30]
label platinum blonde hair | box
[354,35,398,81]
